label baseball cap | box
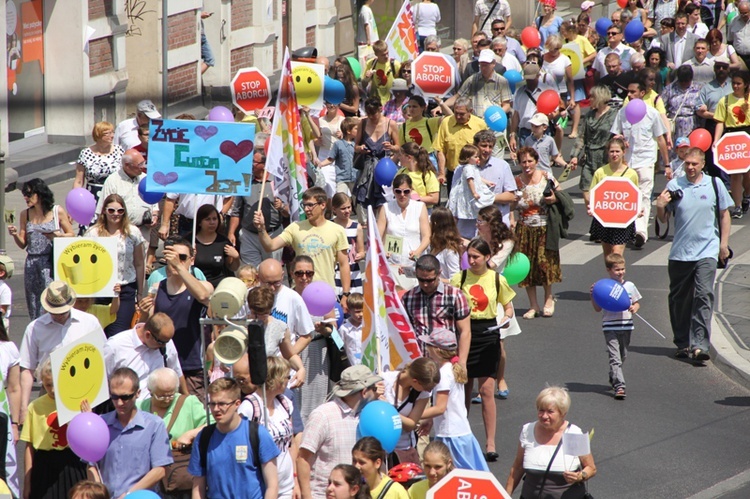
[478,49,496,64]
[581,1,595,11]
[524,62,541,80]
[530,113,550,126]
[675,137,691,148]
[137,99,161,120]
[418,328,458,350]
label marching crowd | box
[0,0,740,497]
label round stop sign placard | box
[714,131,750,174]
[589,177,641,228]
[231,68,272,114]
[412,52,456,98]
[427,469,512,499]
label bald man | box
[96,148,159,248]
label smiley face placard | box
[49,330,109,425]
[53,237,118,297]
[290,62,325,111]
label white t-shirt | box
[0,341,19,385]
[520,422,584,472]
[435,248,460,281]
[272,286,315,341]
[357,5,378,44]
[414,3,441,37]
[542,55,572,94]
[433,363,471,438]
[339,319,362,366]
[382,371,430,450]
[601,281,642,330]
[0,281,11,320]
[610,105,667,167]
[263,317,288,357]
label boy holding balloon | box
[590,253,641,400]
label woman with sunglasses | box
[377,174,431,290]
[86,193,145,336]
[8,178,74,320]
[193,204,240,289]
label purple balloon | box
[460,252,470,270]
[207,105,234,122]
[301,281,337,316]
[625,99,647,125]
[65,188,97,226]
[68,412,110,462]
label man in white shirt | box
[593,25,633,79]
[491,36,522,73]
[686,4,709,38]
[728,1,750,71]
[105,312,187,400]
[473,0,512,34]
[356,0,378,47]
[113,99,161,150]
[682,39,715,87]
[19,281,106,422]
[611,81,670,248]
[660,12,699,69]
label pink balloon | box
[460,252,470,270]
[625,99,647,125]
[301,281,337,316]
[68,412,110,462]
[207,106,234,122]
[65,188,97,226]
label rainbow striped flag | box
[361,206,422,372]
[385,0,419,62]
[266,48,308,221]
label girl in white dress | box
[448,145,496,238]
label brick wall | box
[231,45,254,77]
[167,63,198,103]
[168,11,197,50]
[232,0,253,30]
[306,26,315,47]
[88,0,112,20]
[89,37,114,76]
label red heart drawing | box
[408,128,423,146]
[376,69,387,85]
[732,106,746,124]
[220,140,254,163]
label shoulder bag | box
[160,395,194,493]
[712,176,733,269]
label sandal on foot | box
[522,309,539,320]
[542,302,556,317]
[692,348,710,361]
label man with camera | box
[656,147,733,362]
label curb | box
[711,270,750,389]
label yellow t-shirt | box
[280,220,350,288]
[19,394,70,451]
[432,115,488,172]
[369,476,410,499]
[367,58,402,106]
[714,94,750,128]
[396,167,440,205]
[589,164,640,191]
[400,117,442,152]
[622,89,667,115]
[573,34,596,60]
[408,479,430,499]
[450,269,516,320]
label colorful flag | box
[361,206,422,372]
[385,0,419,62]
[266,48,308,221]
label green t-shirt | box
[139,394,212,442]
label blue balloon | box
[324,76,346,105]
[505,69,523,94]
[484,105,508,132]
[358,400,402,452]
[138,178,163,204]
[591,279,631,312]
[595,18,613,38]
[125,491,160,499]
[375,157,399,187]
[334,302,345,329]
[624,20,645,43]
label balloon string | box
[635,313,666,339]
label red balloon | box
[688,128,712,152]
[521,27,542,49]
[617,0,628,7]
[537,89,560,115]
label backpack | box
[198,420,262,475]
[243,393,293,424]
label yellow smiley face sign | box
[291,62,325,109]
[57,343,106,411]
[54,237,118,297]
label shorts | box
[201,32,215,67]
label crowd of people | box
[0,0,740,497]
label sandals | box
[692,349,711,362]
[522,309,540,320]
[542,298,556,317]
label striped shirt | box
[335,220,363,296]
[601,281,642,331]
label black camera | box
[668,189,683,202]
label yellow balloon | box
[292,65,323,106]
[57,240,114,296]
[57,343,106,411]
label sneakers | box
[732,207,743,219]
[614,388,626,400]
[743,196,750,213]
[692,348,711,362]
[634,233,646,248]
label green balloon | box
[502,253,531,286]
[347,56,362,80]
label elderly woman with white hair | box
[138,367,209,448]
[505,386,597,498]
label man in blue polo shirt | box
[656,147,733,362]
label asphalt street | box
[3,143,750,497]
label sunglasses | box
[417,277,438,283]
[110,392,137,402]
[176,253,189,261]
[394,188,412,195]
[149,331,168,345]
[607,31,619,36]
[302,202,321,209]
[294,270,315,278]
[106,208,125,215]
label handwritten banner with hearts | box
[145,119,256,195]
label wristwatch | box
[341,292,351,297]
[581,471,588,482]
